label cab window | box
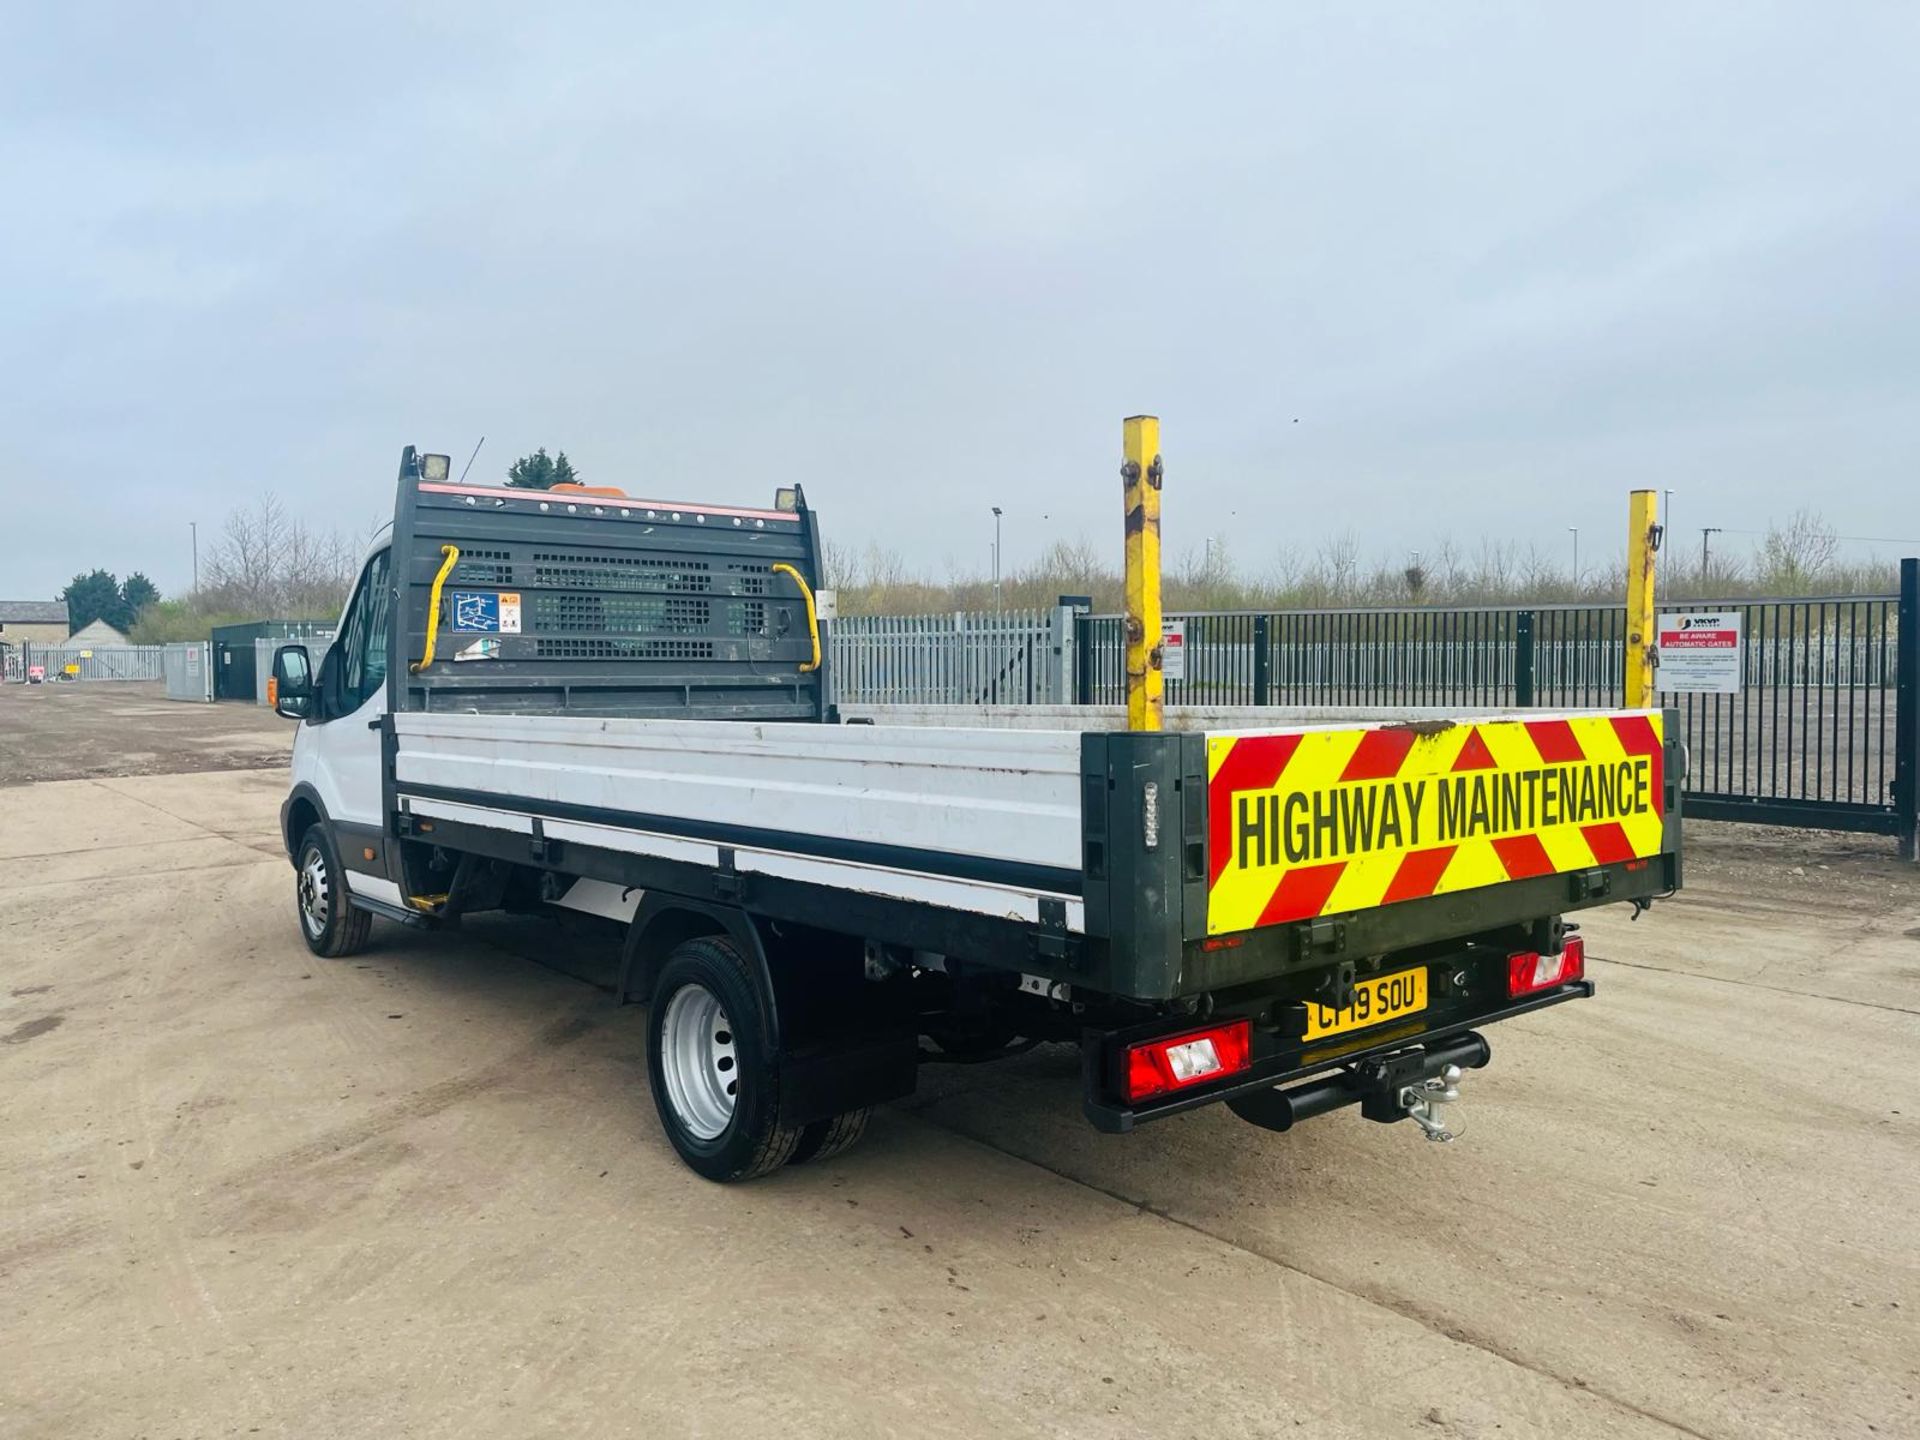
[332,549,392,713]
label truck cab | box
[278,528,399,949]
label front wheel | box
[295,824,372,958]
[646,936,804,1182]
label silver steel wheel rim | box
[297,848,330,937]
[659,983,738,1141]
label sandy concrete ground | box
[0,681,291,785]
[1,766,1915,1439]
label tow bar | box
[1226,1032,1491,1138]
[1400,1064,1464,1142]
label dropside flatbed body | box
[273,449,1682,1176]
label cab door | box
[295,546,400,900]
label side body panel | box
[393,712,1085,886]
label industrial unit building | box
[0,600,70,676]
[0,600,70,649]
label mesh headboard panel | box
[388,462,827,721]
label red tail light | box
[1124,1019,1253,1102]
[1508,936,1585,997]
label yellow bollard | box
[1625,489,1659,708]
[1122,415,1164,732]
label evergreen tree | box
[120,573,160,621]
[62,569,125,630]
[505,448,581,490]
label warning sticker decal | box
[451,592,499,632]
[1205,715,1666,934]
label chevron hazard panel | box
[1205,714,1666,935]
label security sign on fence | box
[1656,612,1742,694]
[1161,618,1186,682]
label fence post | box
[1072,614,1094,704]
[1515,610,1536,707]
[1253,614,1271,706]
[1046,606,1076,705]
[1896,558,1918,862]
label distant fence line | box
[830,608,1074,706]
[2,644,166,682]
[833,598,1901,711]
[5,586,1911,848]
[832,580,1919,847]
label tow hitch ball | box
[1399,1064,1464,1143]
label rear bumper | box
[1081,981,1593,1133]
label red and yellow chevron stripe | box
[1205,713,1666,935]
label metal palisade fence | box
[831,608,1076,706]
[163,642,214,702]
[835,561,1920,850]
[1078,590,1910,836]
[7,644,167,682]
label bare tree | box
[1516,542,1562,599]
[1402,554,1428,600]
[820,538,858,591]
[1756,509,1840,591]
[198,494,364,618]
[803,505,1892,618]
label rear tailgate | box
[1205,710,1673,936]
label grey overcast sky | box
[3,2,1916,599]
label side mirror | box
[271,644,313,720]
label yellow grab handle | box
[770,562,821,673]
[410,544,461,672]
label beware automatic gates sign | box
[1656,611,1743,694]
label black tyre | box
[789,1108,871,1166]
[646,935,804,1182]
[294,824,373,959]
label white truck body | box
[269,448,1681,1180]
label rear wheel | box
[789,1108,870,1166]
[647,936,803,1182]
[295,824,372,958]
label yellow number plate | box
[1303,966,1428,1041]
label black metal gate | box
[213,639,257,700]
[1076,560,1919,851]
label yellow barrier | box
[1626,490,1658,707]
[1122,415,1164,732]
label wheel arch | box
[282,784,329,864]
[620,896,780,1045]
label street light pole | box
[190,521,199,593]
[1662,489,1674,602]
[991,506,1003,616]
[1568,526,1580,591]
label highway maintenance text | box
[1234,758,1655,869]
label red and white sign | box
[1656,611,1742,694]
[1160,618,1186,683]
